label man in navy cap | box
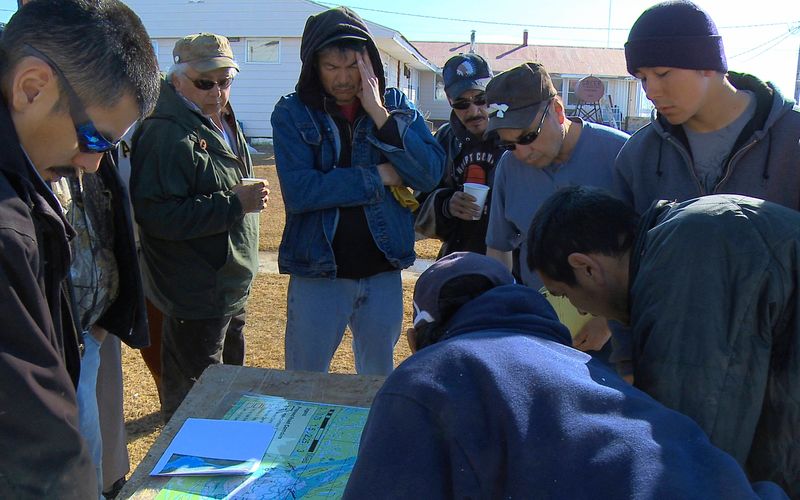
[415,54,504,258]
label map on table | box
[155,393,370,499]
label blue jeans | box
[77,331,104,499]
[285,271,403,375]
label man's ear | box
[566,252,602,282]
[552,97,566,124]
[9,57,56,114]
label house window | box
[246,38,280,64]
[434,73,447,101]
[566,79,579,108]
[550,77,564,96]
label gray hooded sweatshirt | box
[614,72,800,214]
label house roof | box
[411,41,631,78]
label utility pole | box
[795,41,799,103]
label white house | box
[123,0,439,140]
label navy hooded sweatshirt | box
[344,285,786,499]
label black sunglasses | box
[451,93,487,110]
[25,45,120,154]
[188,75,234,91]
[498,101,551,152]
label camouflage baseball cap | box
[173,33,239,73]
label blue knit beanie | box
[625,1,727,76]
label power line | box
[319,2,799,32]
[728,28,795,59]
[730,26,800,63]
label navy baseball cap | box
[442,53,493,100]
[413,252,515,332]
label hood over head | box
[297,6,386,109]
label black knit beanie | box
[625,1,727,76]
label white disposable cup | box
[241,177,267,186]
[463,183,490,220]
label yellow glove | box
[390,186,419,211]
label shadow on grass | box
[126,411,164,440]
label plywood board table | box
[119,364,385,499]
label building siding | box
[127,0,437,139]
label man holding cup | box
[416,54,505,258]
[131,33,266,420]
[484,62,628,354]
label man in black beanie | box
[611,1,800,495]
[615,0,800,214]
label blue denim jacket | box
[271,88,445,278]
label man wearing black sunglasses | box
[0,0,160,497]
[483,63,629,357]
[131,33,266,422]
[415,54,505,259]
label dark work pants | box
[160,308,246,421]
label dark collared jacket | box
[0,99,96,497]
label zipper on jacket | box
[713,138,759,193]
[664,135,705,195]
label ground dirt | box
[123,148,442,475]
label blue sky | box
[1,0,797,95]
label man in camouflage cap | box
[131,33,267,421]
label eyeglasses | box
[24,45,119,154]
[498,101,550,152]
[450,93,487,110]
[187,75,234,91]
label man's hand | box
[356,50,390,129]
[89,325,108,344]
[377,162,402,186]
[448,191,481,220]
[573,316,612,352]
[232,181,269,213]
[486,247,513,271]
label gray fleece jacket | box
[614,72,800,214]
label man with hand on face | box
[271,7,444,376]
[0,0,160,496]
[484,62,629,355]
[528,186,800,495]
[131,33,266,421]
[415,54,504,258]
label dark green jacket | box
[630,195,800,495]
[131,77,258,319]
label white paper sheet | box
[150,418,276,477]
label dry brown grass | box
[123,149,441,475]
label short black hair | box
[413,274,498,351]
[1,0,160,117]
[527,186,639,285]
[316,38,366,60]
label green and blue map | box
[155,394,370,499]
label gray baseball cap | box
[485,62,557,134]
